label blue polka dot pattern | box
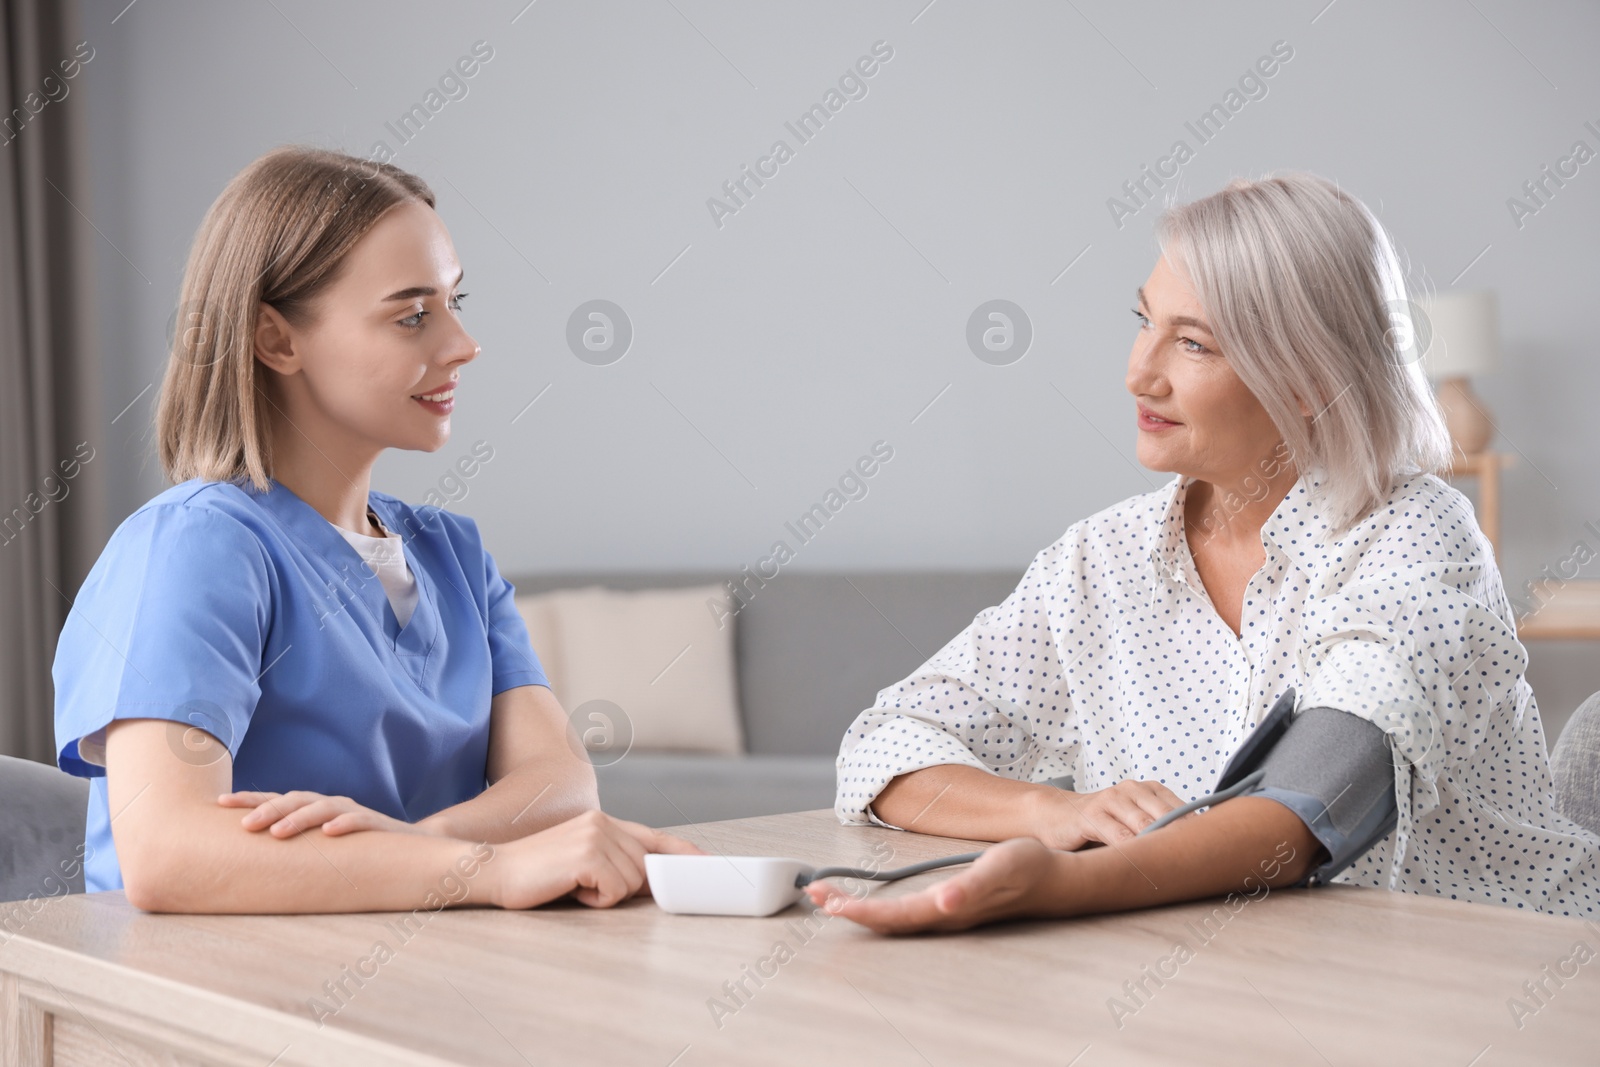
[835,470,1600,916]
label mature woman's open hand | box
[218,789,427,838]
[801,838,1072,934]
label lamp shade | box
[1417,290,1500,379]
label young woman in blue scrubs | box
[53,146,702,912]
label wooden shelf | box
[1516,580,1600,641]
[1432,451,1600,641]
[1442,450,1515,564]
[1445,450,1516,477]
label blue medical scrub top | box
[52,477,548,892]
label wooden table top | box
[3,809,1598,1066]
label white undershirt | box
[331,507,418,629]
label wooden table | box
[3,810,1597,1066]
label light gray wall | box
[76,1,1600,724]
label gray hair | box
[1156,172,1453,538]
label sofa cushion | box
[594,753,835,826]
[514,590,563,689]
[507,571,1024,757]
[516,584,743,755]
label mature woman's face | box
[1125,254,1285,485]
[259,199,479,456]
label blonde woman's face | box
[1125,254,1284,484]
[273,200,479,455]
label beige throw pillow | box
[514,584,743,755]
[515,592,563,690]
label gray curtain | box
[0,0,107,764]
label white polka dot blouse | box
[835,470,1600,916]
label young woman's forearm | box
[1039,796,1323,917]
[872,765,1064,840]
[106,718,501,913]
[418,757,599,842]
[415,683,601,842]
[118,805,496,914]
[112,718,701,914]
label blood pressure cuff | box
[1243,705,1398,887]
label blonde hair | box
[1156,172,1453,537]
[156,145,434,491]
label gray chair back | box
[1550,690,1600,837]
[0,755,89,903]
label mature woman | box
[813,173,1600,933]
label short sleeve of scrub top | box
[52,478,549,892]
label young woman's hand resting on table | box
[219,785,706,910]
[220,789,444,837]
[486,809,706,910]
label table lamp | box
[1417,289,1501,456]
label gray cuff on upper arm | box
[1248,705,1399,887]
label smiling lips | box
[1138,404,1180,427]
[412,383,456,414]
[412,381,456,401]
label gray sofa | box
[505,571,1026,825]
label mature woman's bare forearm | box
[1042,796,1322,918]
[872,765,1060,840]
[118,805,494,914]
[419,757,599,842]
